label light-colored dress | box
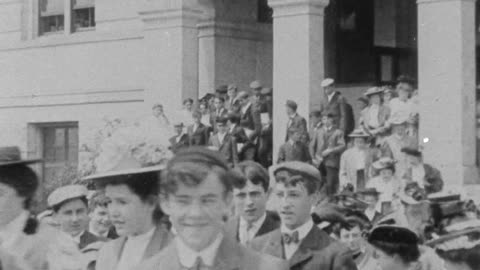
[366,176,403,212]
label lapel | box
[152,241,182,270]
[256,211,279,237]
[263,229,285,260]
[213,236,243,270]
[110,236,128,269]
[225,216,240,241]
[143,225,173,259]
[220,133,230,149]
[212,134,221,148]
[328,92,339,105]
[289,226,331,268]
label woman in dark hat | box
[84,154,171,270]
[0,146,84,269]
[368,225,421,270]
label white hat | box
[321,78,334,88]
[48,185,88,208]
[249,80,262,89]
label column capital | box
[138,1,205,29]
[268,0,330,17]
[417,0,476,5]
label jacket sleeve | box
[231,137,239,166]
[330,130,346,154]
[338,96,348,132]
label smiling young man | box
[138,147,288,270]
[225,161,280,245]
[88,191,117,239]
[251,161,357,270]
[48,184,106,249]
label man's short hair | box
[88,191,111,213]
[286,100,298,111]
[232,161,269,192]
[183,98,194,105]
[0,165,39,209]
[160,147,241,197]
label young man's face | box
[163,172,232,251]
[214,98,224,110]
[55,198,89,237]
[363,194,379,210]
[89,205,112,235]
[233,180,268,224]
[217,123,228,133]
[199,104,207,114]
[105,184,156,237]
[227,89,236,98]
[396,83,412,99]
[0,182,26,228]
[353,137,367,149]
[339,225,363,253]
[324,86,334,96]
[274,176,316,230]
[174,126,183,135]
[285,106,294,116]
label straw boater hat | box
[364,87,384,97]
[83,153,165,182]
[0,146,42,166]
[348,129,370,138]
[321,78,334,88]
[249,80,262,90]
[48,185,89,208]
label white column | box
[269,0,329,164]
[64,0,72,34]
[417,0,478,185]
[139,1,203,116]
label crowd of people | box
[0,75,478,270]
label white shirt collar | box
[175,233,224,268]
[0,210,29,249]
[72,230,85,244]
[238,213,267,243]
[241,102,251,114]
[89,223,109,238]
[364,208,377,221]
[327,92,336,102]
[229,124,236,133]
[218,132,227,143]
[280,218,314,242]
[289,113,297,119]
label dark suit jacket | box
[309,127,345,168]
[225,211,280,243]
[79,230,106,250]
[251,226,357,270]
[138,234,289,270]
[278,141,312,164]
[403,163,444,194]
[285,114,308,142]
[169,134,189,153]
[95,225,172,270]
[240,104,262,140]
[320,92,349,132]
[209,132,239,166]
[188,123,209,146]
[230,125,256,160]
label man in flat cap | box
[309,113,346,196]
[401,147,443,195]
[215,84,228,100]
[278,127,312,164]
[138,147,288,270]
[169,122,189,154]
[49,184,106,250]
[208,116,239,167]
[251,161,357,270]
[319,78,353,136]
[0,146,84,269]
[285,100,308,142]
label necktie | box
[282,231,299,245]
[190,256,203,270]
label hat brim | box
[364,90,384,97]
[348,133,370,138]
[426,227,480,247]
[83,165,165,181]
[0,159,42,167]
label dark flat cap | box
[285,100,298,110]
[168,147,229,171]
[216,85,228,93]
[401,147,422,157]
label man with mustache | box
[49,185,106,249]
[251,161,357,270]
[139,147,288,270]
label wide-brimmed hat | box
[426,218,480,249]
[401,147,422,157]
[83,154,165,182]
[321,78,334,88]
[358,188,381,197]
[364,87,384,97]
[372,157,396,170]
[368,225,419,246]
[348,129,370,138]
[249,80,262,89]
[0,146,42,166]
